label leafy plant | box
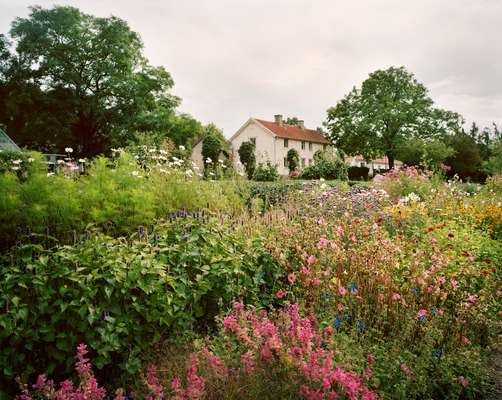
[238,142,256,180]
[252,162,279,182]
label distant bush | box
[301,151,347,180]
[348,166,370,181]
[253,162,279,182]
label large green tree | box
[325,66,463,169]
[0,6,180,156]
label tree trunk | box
[387,153,395,170]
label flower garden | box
[1,148,501,399]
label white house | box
[346,155,403,175]
[229,115,332,175]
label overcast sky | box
[1,0,501,137]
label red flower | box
[448,232,454,238]
[276,290,285,299]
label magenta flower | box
[338,286,346,297]
[391,293,401,301]
[466,294,478,303]
[317,237,329,249]
[451,279,458,289]
[288,273,296,283]
[417,309,427,319]
[307,255,315,265]
[276,290,286,299]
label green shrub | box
[0,218,280,389]
[300,150,347,180]
[238,142,256,179]
[286,149,299,173]
[252,162,279,182]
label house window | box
[309,142,313,151]
[323,144,327,150]
[301,158,306,167]
[250,137,256,145]
[283,157,288,167]
[301,141,306,150]
[308,159,312,165]
[284,138,288,148]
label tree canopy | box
[325,66,463,168]
[0,6,207,157]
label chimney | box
[274,114,283,126]
[297,120,305,130]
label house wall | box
[231,121,276,166]
[231,120,329,176]
[190,140,204,171]
[274,138,326,175]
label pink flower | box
[417,309,427,319]
[276,290,286,299]
[318,217,327,225]
[312,278,321,286]
[367,353,375,365]
[338,286,346,297]
[317,237,329,249]
[391,293,401,302]
[400,363,413,378]
[307,255,315,265]
[451,280,458,289]
[466,294,478,303]
[288,273,296,283]
[458,375,469,387]
[301,266,310,275]
[324,326,334,337]
[223,315,239,333]
[461,336,471,346]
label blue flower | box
[349,282,358,294]
[323,293,333,301]
[412,287,420,296]
[431,307,437,317]
[434,349,442,359]
[334,316,343,329]
[356,321,365,333]
[344,313,352,321]
[153,232,159,242]
[418,315,426,323]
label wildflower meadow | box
[0,148,501,400]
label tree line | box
[0,5,219,157]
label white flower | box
[11,166,20,171]
[320,177,325,182]
[193,165,199,170]
[78,158,86,163]
[134,155,139,159]
[111,148,120,153]
[149,148,156,153]
[209,172,215,176]
[159,155,167,161]
[159,149,168,155]
[320,183,327,189]
[12,159,22,165]
[57,160,65,164]
[205,157,212,164]
[218,159,224,164]
[47,172,55,177]
[179,145,186,151]
[185,169,193,177]
[159,168,168,174]
[28,157,35,163]
[131,171,141,177]
[65,147,73,153]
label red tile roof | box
[255,119,331,145]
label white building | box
[229,115,332,175]
[346,155,403,175]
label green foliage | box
[300,150,347,180]
[396,138,456,168]
[0,5,179,156]
[286,149,299,173]
[445,132,485,181]
[482,141,502,175]
[252,162,279,182]
[0,219,280,388]
[238,141,256,180]
[0,151,248,250]
[325,66,463,168]
[202,134,222,173]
